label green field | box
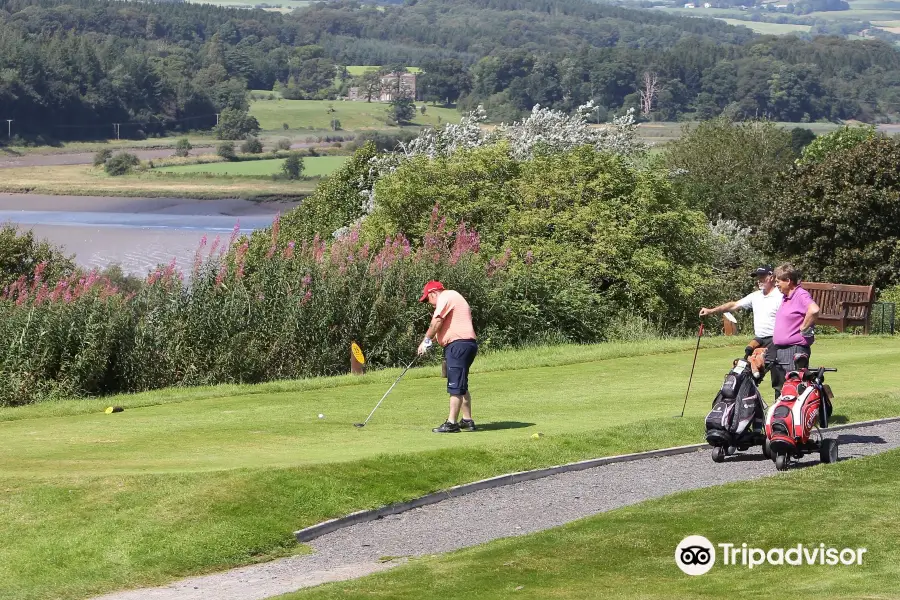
[717,18,812,34]
[2,336,899,600]
[154,156,348,177]
[249,98,460,131]
[655,2,900,36]
[185,0,311,10]
[286,448,900,600]
[345,66,423,76]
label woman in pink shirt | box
[417,280,479,433]
[770,263,820,396]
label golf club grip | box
[823,368,838,372]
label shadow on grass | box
[476,421,536,431]
[830,414,850,424]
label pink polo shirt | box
[773,286,814,346]
[433,290,476,347]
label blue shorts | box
[445,339,478,396]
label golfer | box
[417,280,478,433]
[770,263,820,395]
[699,265,783,360]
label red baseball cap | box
[418,280,444,302]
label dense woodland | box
[3,0,900,140]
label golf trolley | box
[765,363,838,471]
[705,354,770,463]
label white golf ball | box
[318,414,325,419]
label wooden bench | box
[803,282,875,334]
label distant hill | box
[2,0,900,141]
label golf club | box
[353,355,419,428]
[674,322,704,418]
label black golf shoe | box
[459,419,477,431]
[432,420,461,433]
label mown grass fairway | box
[249,98,461,131]
[283,448,900,600]
[154,156,348,177]
[1,336,898,599]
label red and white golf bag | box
[765,368,834,456]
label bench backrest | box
[802,282,875,320]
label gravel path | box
[92,420,900,600]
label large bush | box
[366,143,714,324]
[174,138,192,158]
[275,141,379,242]
[764,136,900,289]
[215,108,260,140]
[797,124,876,166]
[0,216,589,406]
[662,118,795,226]
[0,224,75,288]
[104,152,140,176]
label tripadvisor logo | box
[675,536,867,575]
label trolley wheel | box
[775,453,789,471]
[762,439,772,460]
[820,438,839,464]
[711,446,726,463]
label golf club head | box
[353,423,365,428]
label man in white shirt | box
[699,265,783,360]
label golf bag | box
[705,358,766,449]
[765,367,835,457]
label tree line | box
[3,0,900,141]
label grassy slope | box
[155,156,348,177]
[0,164,315,200]
[249,98,460,131]
[717,18,812,34]
[1,337,898,599]
[285,448,900,600]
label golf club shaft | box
[361,357,417,426]
[678,323,704,417]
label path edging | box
[294,415,900,542]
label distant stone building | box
[347,71,417,102]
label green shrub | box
[662,118,795,226]
[275,138,292,151]
[366,143,713,325]
[240,136,263,154]
[93,148,113,167]
[282,152,304,180]
[0,217,537,406]
[765,137,900,289]
[174,138,192,158]
[217,142,236,161]
[0,223,75,288]
[275,142,377,241]
[215,108,260,140]
[104,152,140,176]
[797,124,876,166]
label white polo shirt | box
[735,288,783,338]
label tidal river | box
[0,193,299,276]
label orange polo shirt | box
[433,290,476,347]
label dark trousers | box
[769,344,811,395]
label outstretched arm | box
[699,300,740,317]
